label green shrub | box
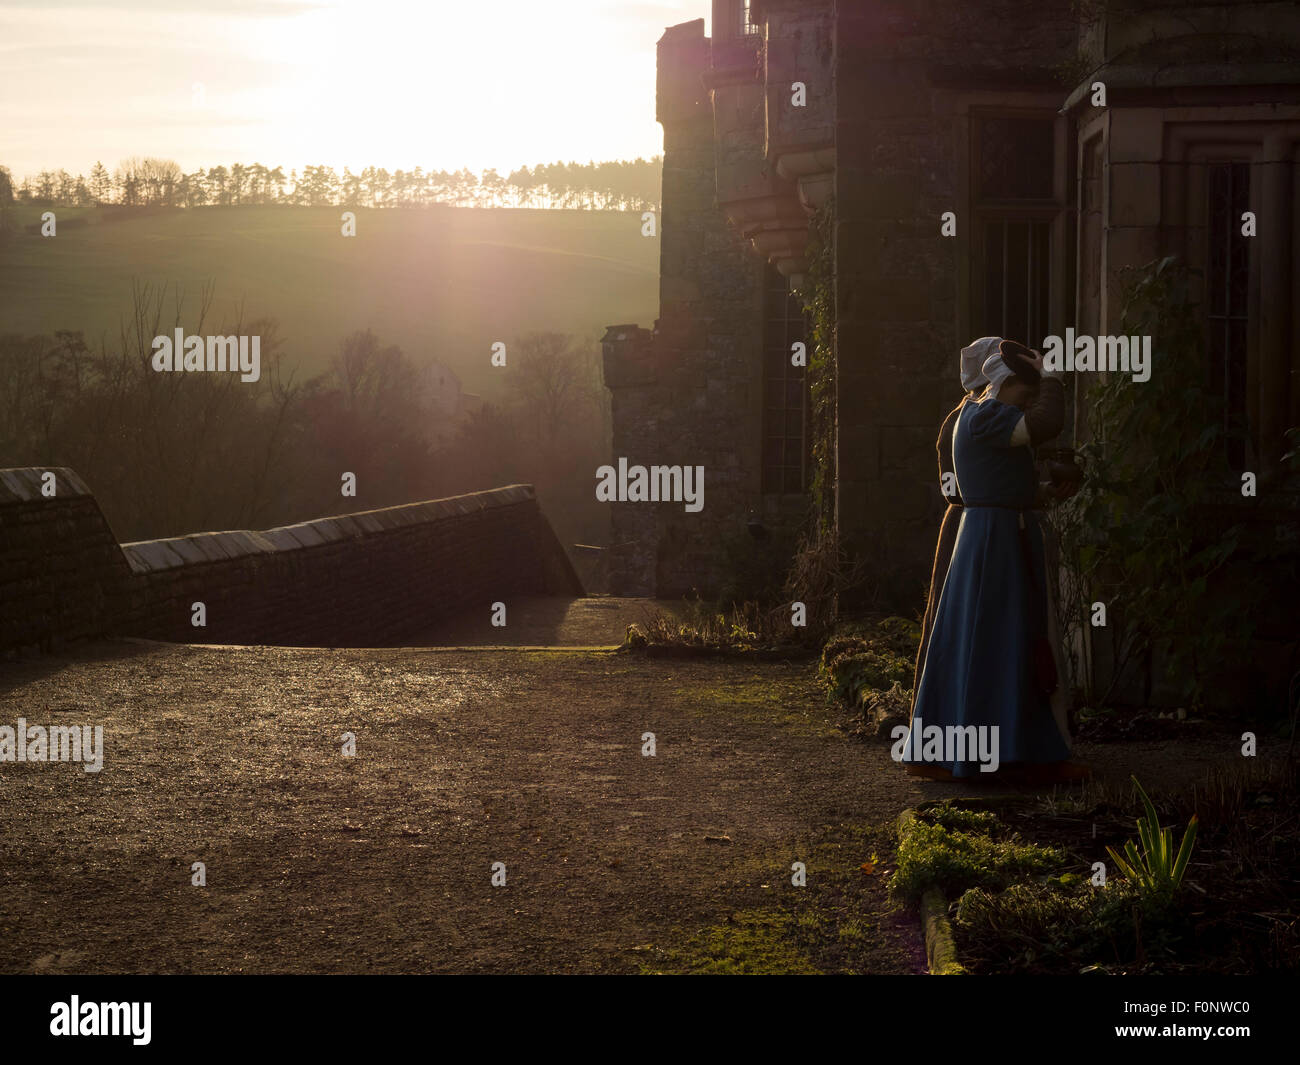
[954,878,1188,972]
[891,819,1065,902]
[921,804,1003,836]
[1051,256,1267,707]
[819,616,919,709]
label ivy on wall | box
[1049,255,1271,708]
[782,199,847,628]
[802,198,837,533]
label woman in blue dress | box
[903,340,1087,783]
[911,337,1004,707]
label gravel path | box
[1,629,1252,973]
[0,639,933,974]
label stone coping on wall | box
[0,466,93,503]
[120,484,541,574]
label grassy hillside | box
[0,204,659,395]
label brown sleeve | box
[937,402,964,504]
[1023,378,1065,446]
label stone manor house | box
[601,0,1299,705]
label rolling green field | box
[0,204,658,395]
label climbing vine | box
[783,199,857,627]
[802,198,837,533]
[1050,255,1266,708]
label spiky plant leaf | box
[1171,814,1199,887]
[1105,844,1142,883]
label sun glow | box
[276,0,668,172]
[2,0,703,176]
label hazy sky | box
[1,0,708,179]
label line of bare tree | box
[0,157,662,212]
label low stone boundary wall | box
[1,469,582,652]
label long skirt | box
[905,507,1072,777]
[911,502,962,721]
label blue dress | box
[903,397,1071,777]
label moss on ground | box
[674,677,839,737]
[642,910,822,975]
[640,823,920,975]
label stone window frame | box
[971,109,1069,348]
[1204,158,1254,470]
[1162,116,1299,478]
[713,0,760,40]
[946,91,1075,356]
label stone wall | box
[615,1,1298,645]
[0,469,583,653]
[0,468,133,653]
[603,19,792,599]
[834,0,1079,607]
[1059,1,1300,708]
[612,5,1082,604]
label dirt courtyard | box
[0,638,939,974]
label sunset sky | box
[0,0,707,179]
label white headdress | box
[960,337,1003,392]
[981,353,1016,400]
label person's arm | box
[1009,377,1065,446]
[1023,377,1065,445]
